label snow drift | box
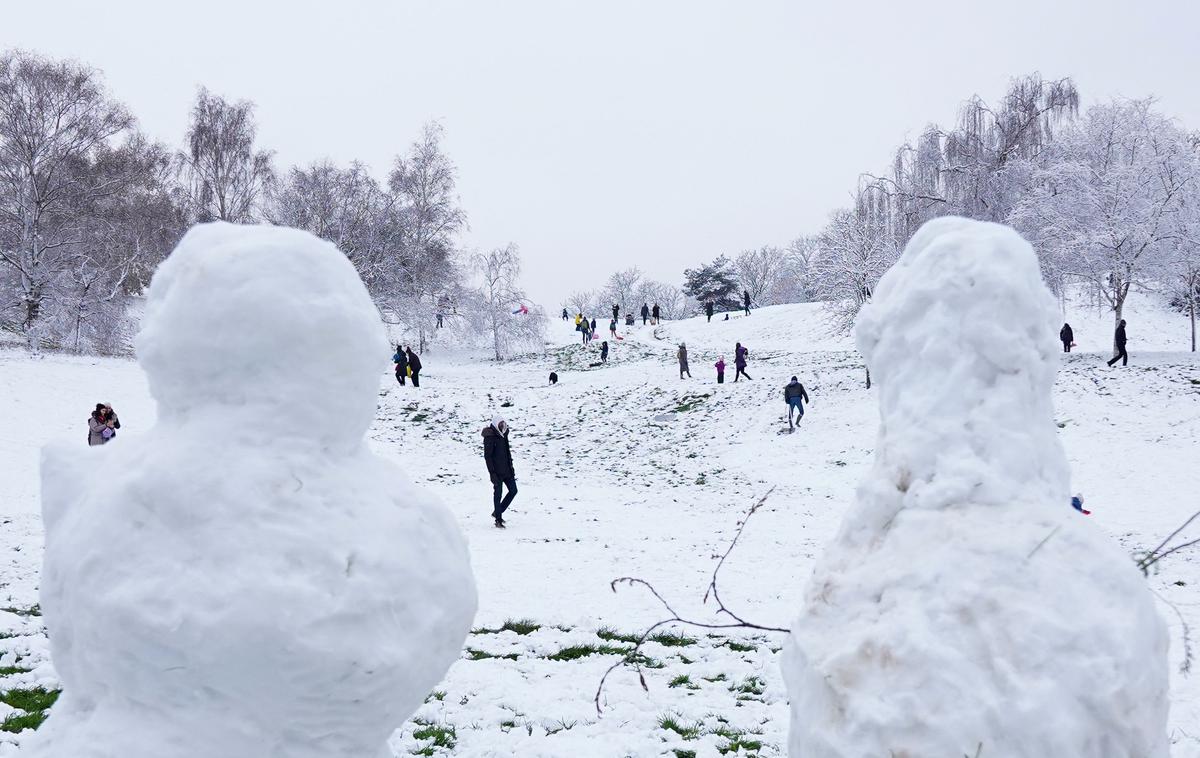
[29,223,477,758]
[782,217,1169,756]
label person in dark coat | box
[784,376,810,429]
[677,343,691,379]
[743,290,751,316]
[549,371,559,385]
[406,347,423,386]
[1107,319,1128,367]
[734,342,752,381]
[1060,323,1074,353]
[581,319,590,345]
[562,308,569,321]
[590,317,597,336]
[609,318,617,338]
[705,301,714,323]
[482,417,517,528]
[641,303,650,325]
[393,344,408,385]
[651,303,660,324]
[601,341,609,363]
[612,303,619,321]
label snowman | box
[782,218,1168,756]
[30,223,477,758]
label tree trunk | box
[1113,298,1125,358]
[865,366,871,389]
[1190,292,1196,353]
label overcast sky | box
[5,0,1199,307]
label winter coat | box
[1115,323,1127,347]
[612,305,619,320]
[575,315,583,327]
[743,291,751,306]
[715,360,726,374]
[677,347,690,370]
[601,343,609,359]
[735,345,748,368]
[652,305,660,319]
[482,425,514,483]
[705,302,714,317]
[87,411,119,446]
[590,319,597,332]
[394,351,409,372]
[641,304,650,318]
[1060,325,1074,343]
[406,349,422,372]
[784,380,810,404]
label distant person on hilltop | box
[609,318,617,338]
[612,303,619,322]
[393,344,409,385]
[715,356,726,384]
[734,342,752,381]
[641,303,650,325]
[580,318,590,345]
[652,303,660,324]
[562,308,569,321]
[1106,319,1128,367]
[743,290,751,316]
[590,317,597,338]
[784,376,810,430]
[482,417,517,529]
[1060,323,1074,353]
[677,342,692,379]
[706,301,714,323]
[405,346,422,387]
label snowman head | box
[854,217,1067,510]
[136,223,389,447]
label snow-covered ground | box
[2,296,1199,756]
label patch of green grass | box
[425,690,446,702]
[658,712,704,740]
[673,393,712,413]
[499,719,517,729]
[648,631,696,648]
[717,736,764,754]
[0,605,40,618]
[465,648,519,661]
[410,413,429,423]
[0,666,32,677]
[472,618,541,635]
[732,675,765,696]
[544,718,577,735]
[673,751,698,758]
[703,673,727,683]
[410,721,456,754]
[596,626,639,644]
[0,687,59,734]
[723,639,756,653]
[545,644,662,668]
[668,674,691,688]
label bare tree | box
[604,267,642,313]
[735,245,790,306]
[470,244,545,361]
[180,87,274,223]
[0,50,136,350]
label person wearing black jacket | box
[482,417,517,528]
[641,303,650,325]
[784,376,810,430]
[651,303,660,324]
[406,347,423,386]
[705,301,714,323]
[612,303,619,321]
[743,290,751,316]
[1059,323,1074,353]
[1107,319,1129,367]
[393,344,408,385]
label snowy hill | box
[2,294,1199,756]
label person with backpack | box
[651,303,661,324]
[482,417,517,529]
[1060,323,1074,353]
[677,343,692,379]
[1106,319,1128,367]
[641,303,650,325]
[87,403,120,446]
[706,301,715,323]
[715,356,726,384]
[784,376,810,430]
[393,344,409,385]
[406,347,423,387]
[743,290,751,316]
[580,318,590,344]
[601,340,609,363]
[562,308,569,321]
[734,342,752,381]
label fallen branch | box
[1137,509,1200,575]
[594,486,788,715]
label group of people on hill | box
[704,290,753,323]
[392,345,423,387]
[1059,319,1130,367]
[566,303,663,345]
[679,341,752,383]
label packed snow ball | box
[30,223,478,758]
[782,217,1169,757]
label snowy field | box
[2,297,1200,757]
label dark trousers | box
[1062,341,1071,353]
[642,315,648,324]
[717,373,724,384]
[707,314,712,322]
[744,305,750,315]
[410,369,421,387]
[493,477,517,518]
[734,367,751,381]
[1107,346,1128,366]
[395,370,406,385]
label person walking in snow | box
[742,290,751,316]
[612,303,619,322]
[641,303,650,325]
[1106,319,1128,367]
[482,417,517,529]
[784,376,810,430]
[677,343,692,379]
[601,340,609,363]
[609,318,617,338]
[575,313,583,330]
[651,303,660,324]
[562,308,569,321]
[590,317,597,337]
[393,344,409,385]
[1060,323,1074,353]
[405,346,423,387]
[715,356,726,384]
[733,342,752,381]
[581,319,591,345]
[87,403,120,446]
[706,301,715,323]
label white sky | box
[5,0,1199,308]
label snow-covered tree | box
[682,255,739,312]
[470,244,545,361]
[180,87,274,223]
[807,209,899,335]
[735,245,792,306]
[604,267,642,313]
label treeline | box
[0,49,494,355]
[807,73,1200,348]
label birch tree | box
[180,87,274,223]
[471,243,545,360]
